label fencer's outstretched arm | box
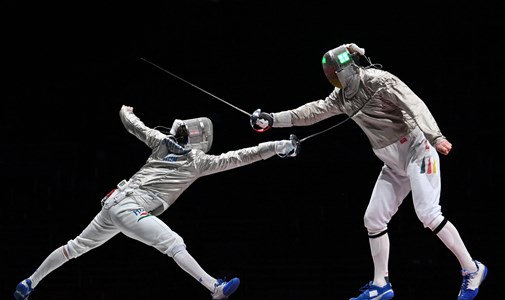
[250,43,365,133]
[250,89,343,132]
[195,137,299,177]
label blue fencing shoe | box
[14,278,33,300]
[211,277,240,299]
[350,281,394,300]
[458,260,487,300]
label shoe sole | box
[14,291,30,300]
[350,290,394,300]
[378,291,394,300]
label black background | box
[3,1,504,299]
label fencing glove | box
[275,137,299,158]
[250,108,273,132]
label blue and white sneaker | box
[458,260,487,300]
[14,278,33,300]
[350,281,394,300]
[211,277,240,299]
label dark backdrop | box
[3,1,504,299]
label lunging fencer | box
[14,104,299,300]
[250,43,487,300]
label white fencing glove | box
[274,134,301,158]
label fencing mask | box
[170,117,213,153]
[322,43,363,98]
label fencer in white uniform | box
[14,105,299,300]
[250,43,487,300]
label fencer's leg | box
[410,142,488,297]
[431,218,487,299]
[28,246,69,289]
[110,199,218,291]
[365,165,410,286]
[431,218,475,271]
[368,230,390,287]
[28,210,119,288]
[408,146,475,272]
[173,247,217,291]
[173,248,241,299]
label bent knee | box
[363,213,387,233]
[170,244,187,257]
[158,234,186,257]
[420,214,445,231]
[66,238,90,259]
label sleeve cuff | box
[272,111,292,128]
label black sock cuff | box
[433,217,448,234]
[368,229,388,239]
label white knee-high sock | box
[29,246,70,288]
[436,221,475,271]
[173,249,216,291]
[370,233,390,287]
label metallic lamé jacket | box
[272,67,446,149]
[119,107,277,215]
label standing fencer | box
[14,104,299,300]
[250,43,487,300]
